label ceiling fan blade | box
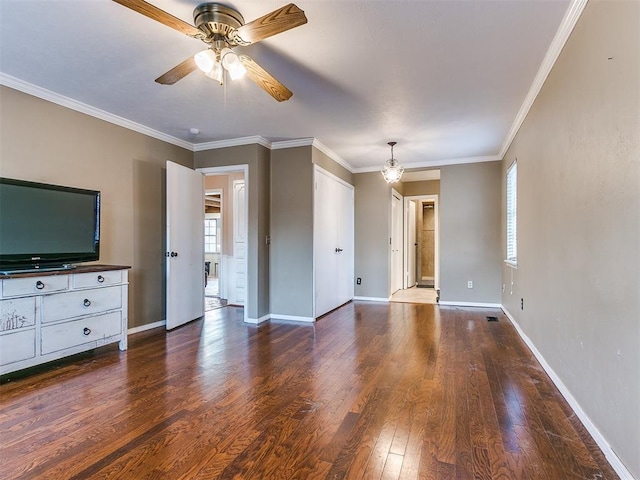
[233,4,307,45]
[155,57,197,85]
[239,55,293,102]
[113,0,202,38]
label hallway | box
[390,286,438,305]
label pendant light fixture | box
[381,141,404,183]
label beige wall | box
[0,86,193,329]
[270,147,314,317]
[501,1,639,476]
[311,147,354,186]
[354,172,393,299]
[402,179,440,197]
[439,161,502,303]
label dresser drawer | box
[42,286,122,323]
[0,297,36,332]
[0,329,36,365]
[41,311,122,355]
[73,270,122,289]
[2,275,68,298]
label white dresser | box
[0,265,129,375]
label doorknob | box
[335,248,343,253]
[170,252,178,257]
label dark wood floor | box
[0,302,618,479]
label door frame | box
[390,188,404,296]
[198,165,249,324]
[404,194,439,291]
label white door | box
[166,161,204,330]
[391,191,403,294]
[314,167,354,318]
[406,200,417,288]
[314,169,339,317]
[336,181,354,306]
[228,179,246,306]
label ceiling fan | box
[113,0,308,101]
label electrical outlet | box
[502,284,506,293]
[467,280,473,289]
[356,277,362,285]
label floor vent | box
[487,316,499,322]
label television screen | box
[0,178,100,271]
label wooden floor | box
[0,302,618,479]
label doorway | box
[390,194,439,305]
[390,189,404,295]
[204,188,226,311]
[198,166,249,323]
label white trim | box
[196,136,355,173]
[501,306,635,480]
[314,164,354,191]
[0,73,193,151]
[271,138,313,149]
[199,165,246,175]
[269,314,315,323]
[311,139,354,173]
[245,314,270,325]
[266,138,356,173]
[128,320,166,335]
[439,301,502,308]
[504,259,518,269]
[404,195,440,292]
[353,296,389,302]
[193,136,270,152]
[352,155,501,174]
[499,0,588,159]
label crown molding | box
[499,0,588,159]
[311,138,354,173]
[352,154,501,174]
[197,136,356,173]
[0,73,193,151]
[271,138,314,149]
[193,135,271,151]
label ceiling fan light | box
[227,61,247,80]
[220,47,238,70]
[205,60,224,84]
[194,49,216,73]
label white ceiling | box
[0,0,573,171]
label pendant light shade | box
[381,141,404,183]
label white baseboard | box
[501,306,634,480]
[269,314,315,323]
[128,319,166,335]
[439,301,502,308]
[245,314,270,325]
[353,296,389,302]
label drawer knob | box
[83,298,91,307]
[36,281,45,290]
[83,327,91,336]
[97,275,105,283]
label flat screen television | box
[0,177,100,273]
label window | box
[204,218,220,253]
[506,161,517,267]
